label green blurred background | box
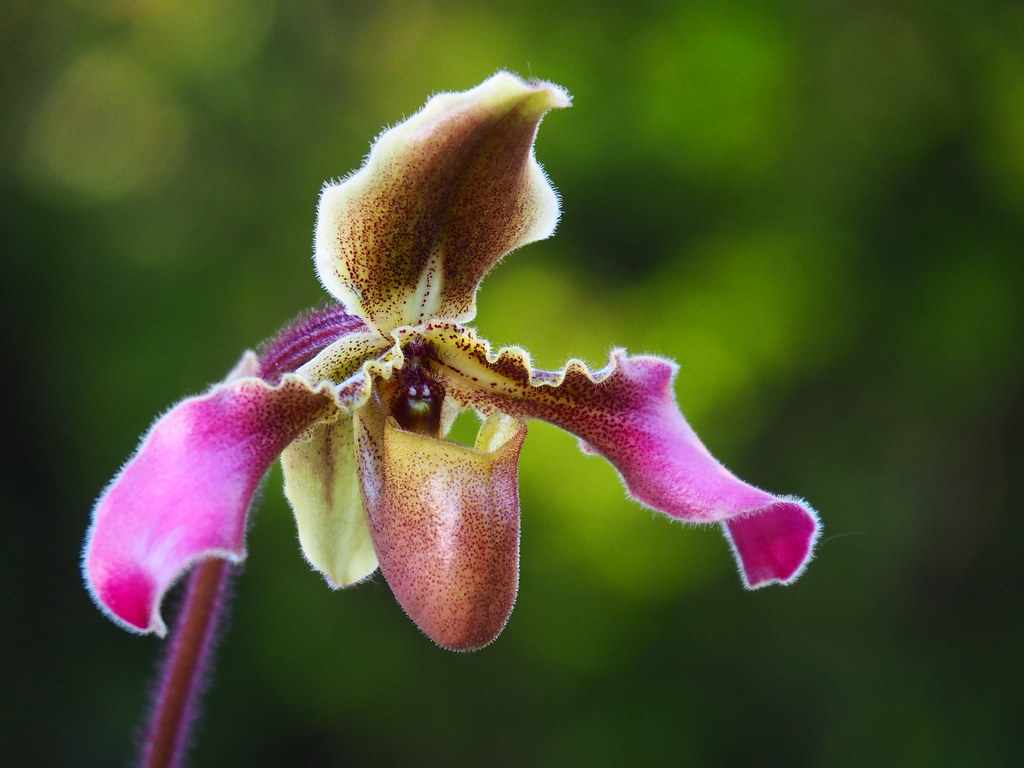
[3,0,1022,765]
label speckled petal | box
[294,328,391,386]
[282,413,378,588]
[356,402,526,651]
[315,71,570,334]
[84,372,337,635]
[419,324,821,588]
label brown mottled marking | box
[358,403,525,651]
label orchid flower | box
[84,72,821,653]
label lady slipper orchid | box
[84,72,821,652]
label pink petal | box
[420,324,821,588]
[84,373,337,635]
[723,502,821,588]
[356,404,526,651]
[315,71,570,334]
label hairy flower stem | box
[140,559,232,768]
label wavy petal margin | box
[315,71,570,334]
[420,323,821,588]
[83,373,337,635]
[357,401,525,651]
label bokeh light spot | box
[25,48,187,201]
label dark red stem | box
[140,559,232,768]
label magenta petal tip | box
[723,497,822,589]
[83,549,243,637]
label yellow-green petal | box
[281,414,378,588]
